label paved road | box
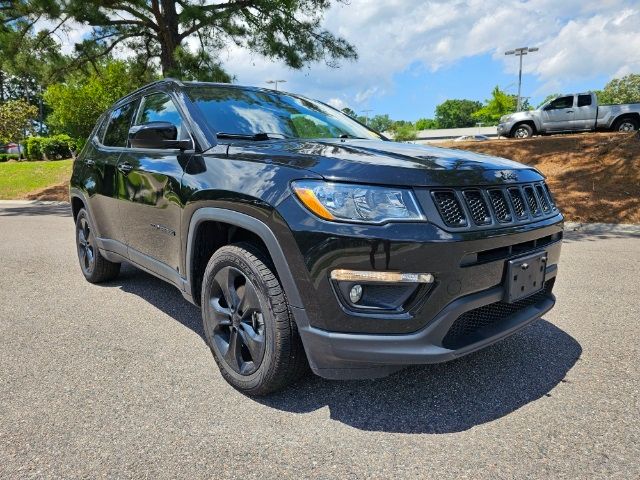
[1,202,638,479]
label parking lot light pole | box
[505,47,538,112]
[266,79,286,91]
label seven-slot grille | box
[431,182,557,229]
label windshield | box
[187,86,383,140]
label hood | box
[227,138,543,187]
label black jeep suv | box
[70,79,563,395]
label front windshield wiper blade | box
[338,134,369,139]
[216,132,290,141]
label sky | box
[54,0,640,121]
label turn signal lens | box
[292,186,335,220]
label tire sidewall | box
[201,248,279,392]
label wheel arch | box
[185,208,304,310]
[612,113,640,129]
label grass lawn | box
[0,159,73,200]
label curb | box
[564,222,640,236]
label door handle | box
[85,158,95,166]
[117,162,134,174]
[566,110,573,113]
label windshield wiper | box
[216,132,290,141]
[338,134,368,139]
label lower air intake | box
[442,279,555,350]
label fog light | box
[349,284,363,303]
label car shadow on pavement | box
[0,203,71,217]
[107,264,581,435]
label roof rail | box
[113,78,186,107]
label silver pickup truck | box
[497,92,640,138]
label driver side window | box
[135,93,189,140]
[547,96,574,110]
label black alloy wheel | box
[207,266,266,375]
[201,244,308,395]
[74,208,120,283]
[77,215,96,276]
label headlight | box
[292,180,426,224]
[500,114,511,123]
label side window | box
[547,96,574,110]
[93,114,110,144]
[103,102,136,147]
[135,93,188,139]
[578,94,592,107]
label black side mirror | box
[128,122,192,150]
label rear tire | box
[613,117,639,133]
[75,208,120,283]
[201,243,308,395]
[511,123,533,139]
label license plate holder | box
[505,251,547,303]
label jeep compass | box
[70,79,563,395]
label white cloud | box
[40,1,640,109]
[223,0,640,105]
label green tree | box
[17,0,357,79]
[415,118,438,130]
[473,86,517,125]
[435,99,483,128]
[341,107,356,117]
[0,99,38,143]
[390,123,417,142]
[369,114,393,132]
[43,60,156,140]
[596,74,640,104]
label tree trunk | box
[158,0,182,77]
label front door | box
[541,95,575,131]
[116,92,191,276]
[87,102,137,247]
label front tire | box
[511,123,533,139]
[75,208,120,283]
[201,244,308,395]
[613,117,639,133]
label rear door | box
[116,92,191,275]
[541,95,575,131]
[86,102,137,247]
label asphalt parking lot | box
[1,202,639,479]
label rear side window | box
[547,96,574,110]
[103,102,136,147]
[578,94,592,107]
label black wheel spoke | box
[214,267,240,310]
[223,329,241,371]
[238,281,260,318]
[238,323,264,362]
[208,297,232,329]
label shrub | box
[25,134,77,160]
[0,153,20,162]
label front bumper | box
[497,122,512,136]
[276,195,563,379]
[296,266,556,379]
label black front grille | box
[442,279,555,350]
[463,190,491,225]
[432,191,467,227]
[487,189,512,222]
[524,186,541,216]
[508,188,527,219]
[536,185,550,212]
[429,182,558,230]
